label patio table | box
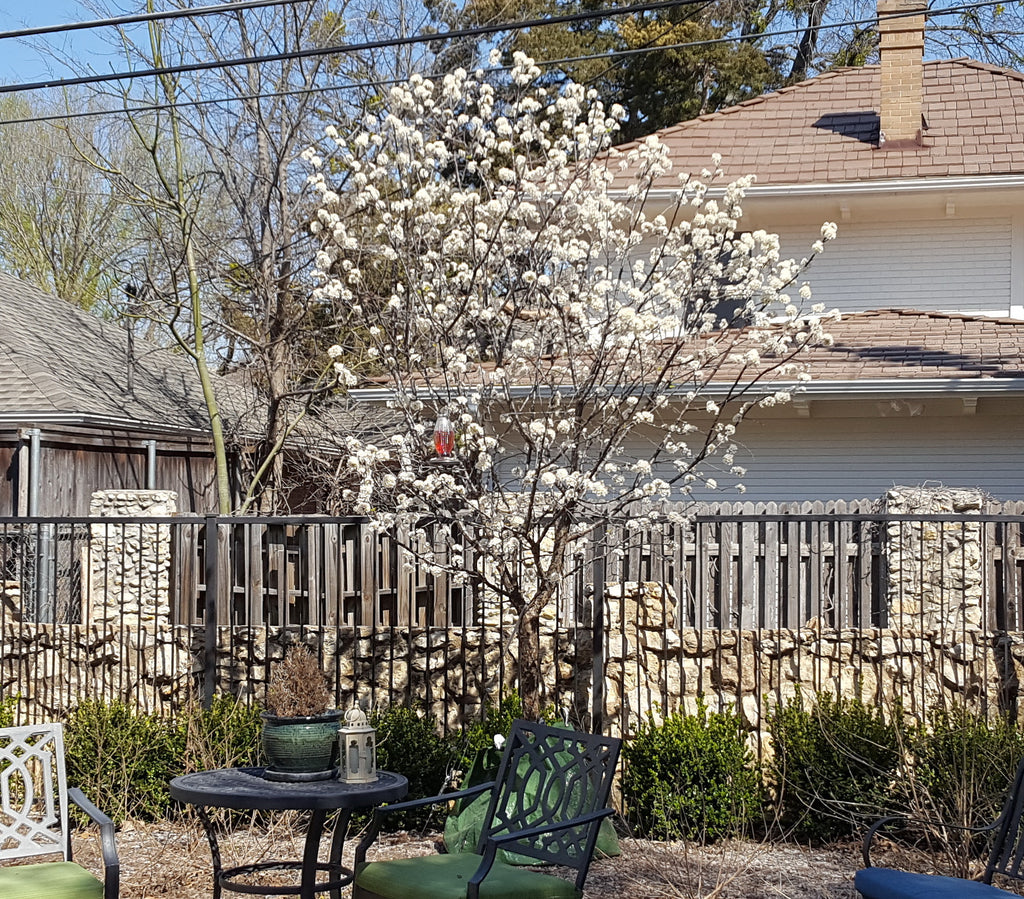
[170,767,408,899]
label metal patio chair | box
[353,719,621,899]
[856,755,1024,899]
[0,722,119,899]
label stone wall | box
[0,623,195,718]
[4,617,1020,740]
[588,604,1016,742]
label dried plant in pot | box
[261,645,341,781]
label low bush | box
[181,694,263,773]
[622,699,762,842]
[768,692,905,842]
[370,704,459,830]
[64,699,182,824]
[459,690,558,756]
[896,705,1024,875]
[64,695,263,825]
[911,706,1024,823]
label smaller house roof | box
[0,272,213,434]
[611,59,1024,189]
[780,308,1024,383]
[349,310,1024,404]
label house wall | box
[637,399,1024,503]
[775,216,1014,315]
[636,188,1023,320]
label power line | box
[0,0,711,96]
[0,0,1011,123]
[0,0,308,42]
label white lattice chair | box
[0,723,119,899]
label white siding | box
[778,217,1013,314]
[641,409,1024,503]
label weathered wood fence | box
[167,499,1024,633]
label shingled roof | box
[782,309,1024,383]
[613,59,1024,189]
[0,272,213,433]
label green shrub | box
[457,690,558,772]
[768,692,905,842]
[64,699,183,824]
[64,695,263,825]
[622,700,762,842]
[902,705,1024,871]
[0,693,18,727]
[370,704,459,831]
[181,694,263,773]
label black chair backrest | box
[477,720,621,877]
[985,756,1024,883]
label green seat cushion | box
[0,861,103,899]
[355,853,581,899]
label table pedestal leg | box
[327,809,352,899]
[193,804,356,899]
[196,806,224,899]
[299,809,329,899]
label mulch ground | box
[72,818,864,898]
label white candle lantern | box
[338,707,377,783]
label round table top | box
[169,768,408,811]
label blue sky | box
[0,0,115,82]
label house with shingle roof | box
[0,271,227,514]
[602,0,1024,502]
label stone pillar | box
[88,490,177,627]
[885,486,984,632]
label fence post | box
[591,521,606,734]
[203,514,219,709]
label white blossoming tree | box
[308,55,838,719]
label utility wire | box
[0,0,712,95]
[0,0,1010,122]
[0,0,311,42]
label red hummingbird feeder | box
[433,413,455,457]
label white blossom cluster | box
[307,56,838,609]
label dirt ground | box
[72,818,863,899]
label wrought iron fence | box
[0,510,1021,739]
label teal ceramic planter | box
[261,711,343,777]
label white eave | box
[632,173,1024,202]
[349,377,1024,404]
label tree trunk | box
[517,605,542,721]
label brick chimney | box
[877,0,927,147]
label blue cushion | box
[855,867,1020,899]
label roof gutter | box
[636,174,1024,202]
[350,377,1024,404]
[0,411,212,439]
